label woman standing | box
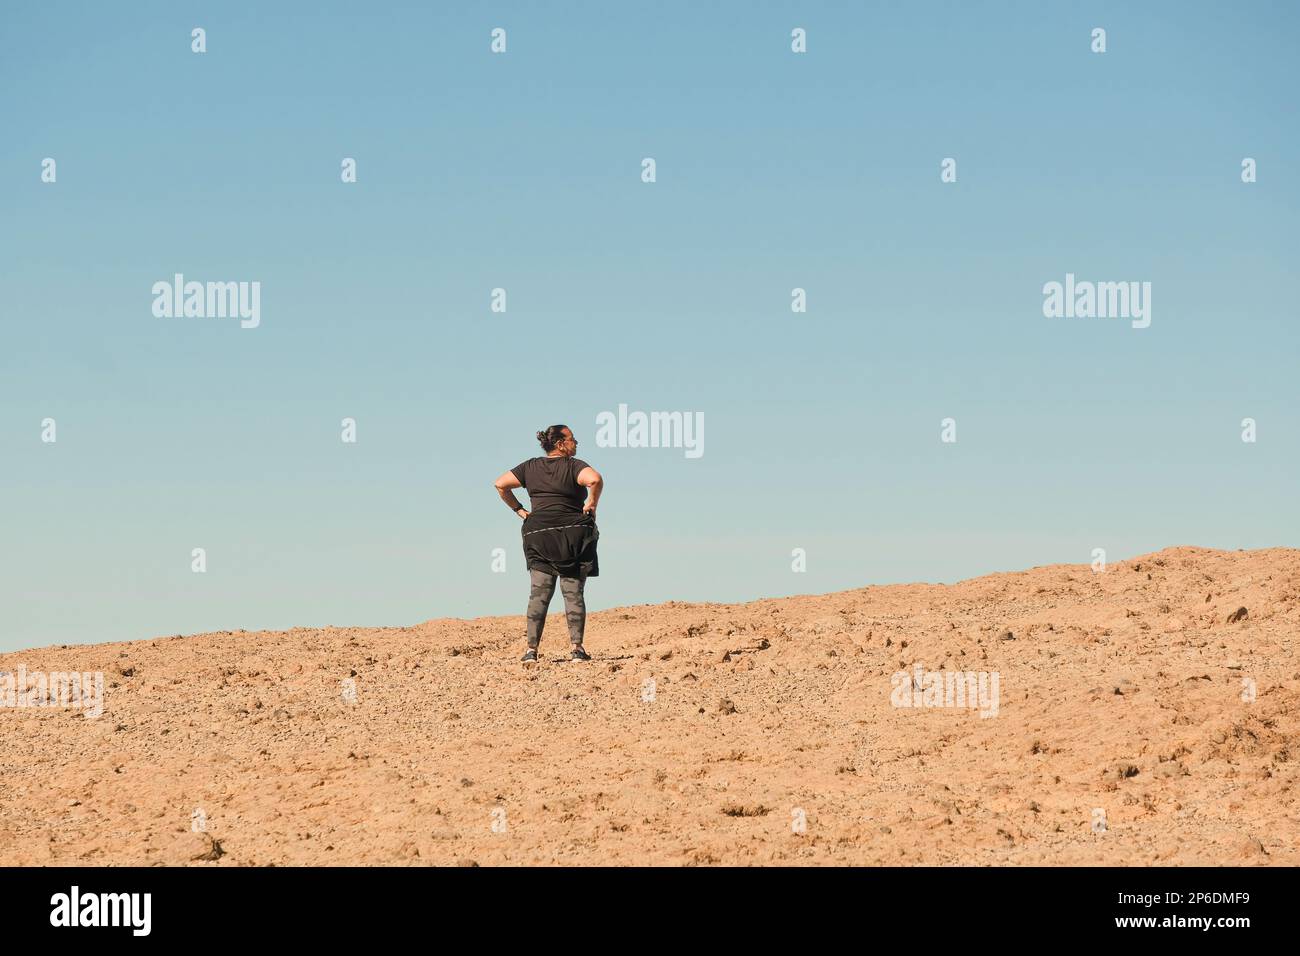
[493,425,603,662]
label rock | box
[1226,607,1248,624]
[717,698,737,715]
[1229,834,1267,859]
[1102,762,1140,781]
[998,631,1015,641]
[191,833,225,862]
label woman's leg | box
[526,569,557,647]
[558,573,588,646]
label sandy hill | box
[2,546,1297,866]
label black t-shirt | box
[511,456,590,513]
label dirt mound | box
[2,545,1296,865]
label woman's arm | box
[576,466,603,514]
[494,470,528,517]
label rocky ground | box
[1,546,1296,866]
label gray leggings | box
[526,569,587,647]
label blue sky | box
[2,1,1296,650]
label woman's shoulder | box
[512,457,545,478]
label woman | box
[493,424,603,662]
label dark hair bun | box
[536,424,570,452]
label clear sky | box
[2,1,1296,651]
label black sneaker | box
[570,646,592,662]
[521,648,538,663]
